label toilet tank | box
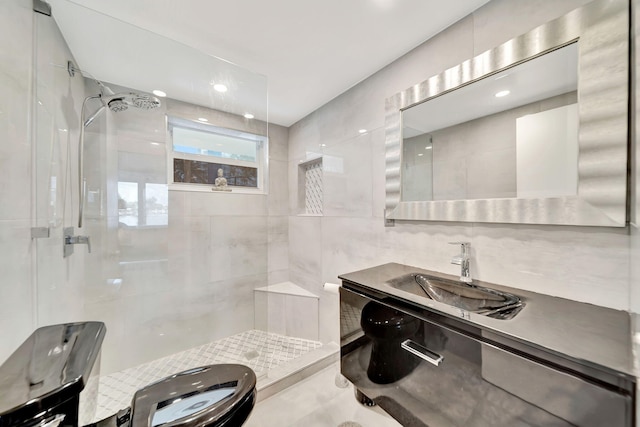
[0,322,106,427]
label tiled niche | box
[297,158,323,215]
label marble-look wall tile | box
[183,192,268,217]
[268,123,289,162]
[254,290,268,331]
[268,124,290,221]
[168,214,210,288]
[288,216,322,293]
[472,224,629,309]
[0,1,31,221]
[284,295,319,341]
[268,159,289,216]
[268,216,289,273]
[0,0,33,363]
[209,216,268,282]
[115,273,263,372]
[322,132,373,218]
[0,220,33,364]
[255,285,319,340]
[268,270,289,286]
[288,1,631,344]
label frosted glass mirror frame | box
[385,0,629,227]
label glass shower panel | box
[34,1,270,412]
[33,10,90,326]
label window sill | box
[168,183,266,195]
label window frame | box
[167,116,269,194]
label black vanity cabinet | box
[340,282,635,427]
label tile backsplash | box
[286,0,630,346]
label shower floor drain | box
[337,422,362,427]
[244,349,260,360]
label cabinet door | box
[340,288,632,427]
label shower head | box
[106,93,161,112]
[82,87,161,127]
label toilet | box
[93,364,257,427]
[360,301,421,384]
[0,322,257,427]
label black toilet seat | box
[130,364,256,427]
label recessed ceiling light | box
[425,146,432,150]
[152,90,166,97]
[320,143,327,147]
[213,83,228,93]
[358,129,367,134]
[198,117,208,122]
[495,90,510,98]
[418,153,424,156]
[150,142,160,146]
[244,113,254,119]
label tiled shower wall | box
[287,0,632,345]
[0,1,93,363]
[0,0,290,371]
[0,0,35,363]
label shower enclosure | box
[0,0,331,421]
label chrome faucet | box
[449,242,471,283]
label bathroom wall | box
[0,0,35,363]
[0,1,96,364]
[0,0,290,370]
[287,0,627,345]
[89,91,288,373]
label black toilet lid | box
[130,364,256,427]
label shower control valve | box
[63,227,91,257]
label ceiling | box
[49,0,489,127]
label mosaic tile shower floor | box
[94,329,323,421]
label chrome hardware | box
[63,227,91,257]
[401,339,444,366]
[31,227,50,239]
[449,241,471,283]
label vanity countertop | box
[339,262,634,381]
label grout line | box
[92,329,324,422]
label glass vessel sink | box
[386,273,524,320]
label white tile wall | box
[288,0,631,356]
[0,0,35,364]
[255,282,320,341]
[0,3,295,378]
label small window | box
[168,116,268,193]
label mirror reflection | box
[402,43,578,202]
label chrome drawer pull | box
[401,339,444,366]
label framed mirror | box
[385,0,629,227]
